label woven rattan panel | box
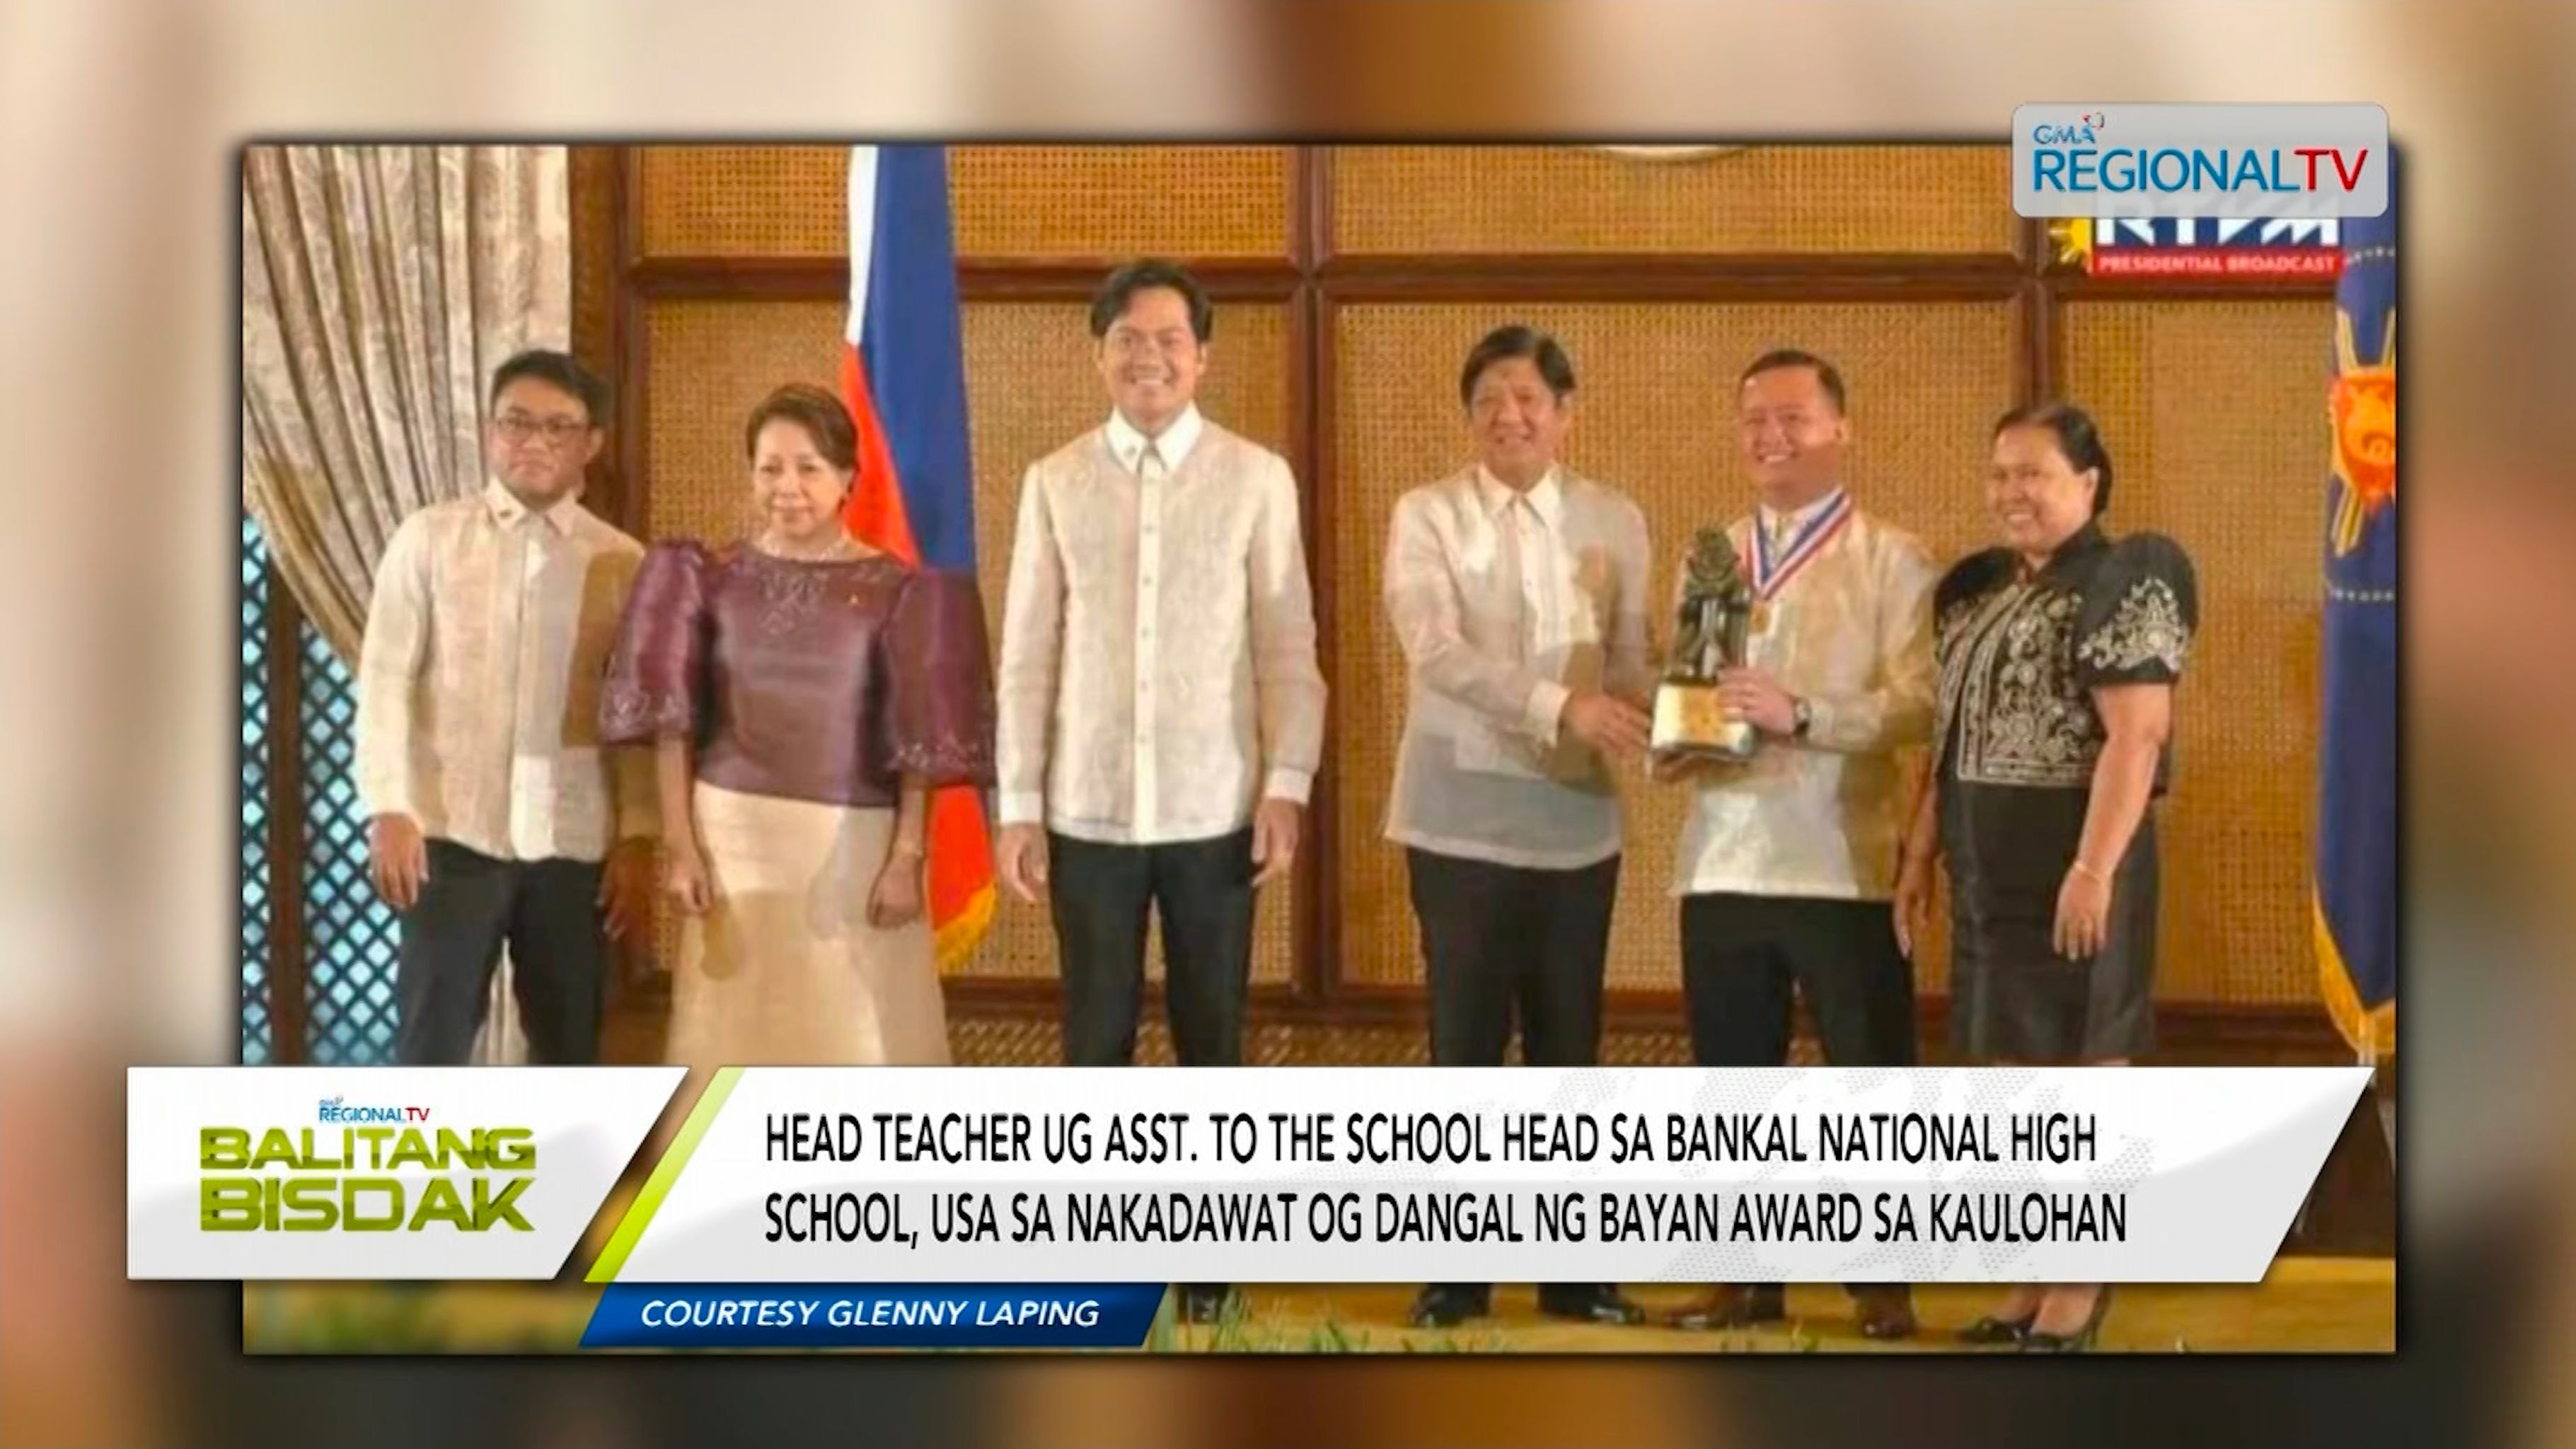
[640,299,843,541]
[950,146,1292,258]
[638,147,847,258]
[2061,300,2334,1006]
[963,300,1296,984]
[1331,301,2016,995]
[1330,146,2017,256]
[638,296,1295,988]
[639,145,1292,259]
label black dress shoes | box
[1407,1283,1493,1328]
[1537,1284,1646,1325]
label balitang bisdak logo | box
[132,1066,680,1281]
[199,1097,539,1232]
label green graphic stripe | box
[587,1067,741,1284]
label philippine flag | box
[839,145,995,970]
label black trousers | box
[1680,892,1917,1070]
[395,839,607,1066]
[1048,828,1256,1066]
[1682,891,1917,1310]
[1409,847,1622,1312]
[1052,827,1258,1309]
[1409,848,1620,1068]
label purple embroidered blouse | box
[597,541,997,807]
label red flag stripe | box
[838,343,922,565]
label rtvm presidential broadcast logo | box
[198,1095,538,1234]
[2014,103,2389,219]
[2049,216,2348,282]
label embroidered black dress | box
[1933,525,2197,1061]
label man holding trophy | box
[1653,350,1939,1339]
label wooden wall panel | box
[1331,146,2018,257]
[952,146,1293,259]
[639,146,845,258]
[639,144,1293,260]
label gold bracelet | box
[2069,859,2111,885]
[886,843,926,862]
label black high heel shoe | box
[2018,1286,2112,1353]
[1958,1309,2037,1345]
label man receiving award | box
[1652,349,1939,1339]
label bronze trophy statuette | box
[1651,527,1759,763]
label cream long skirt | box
[665,782,952,1068]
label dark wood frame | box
[549,143,2346,1065]
[259,570,309,1063]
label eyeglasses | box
[495,412,592,446]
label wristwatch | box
[1791,697,1814,739]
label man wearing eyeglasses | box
[355,350,659,1066]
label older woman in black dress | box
[1893,402,2197,1352]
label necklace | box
[758,531,860,562]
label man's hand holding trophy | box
[1650,527,1762,780]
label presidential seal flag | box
[2315,158,2397,1060]
[838,144,995,971]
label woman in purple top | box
[601,384,994,1066]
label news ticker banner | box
[134,1066,2364,1295]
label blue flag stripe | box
[857,145,979,577]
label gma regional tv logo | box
[2014,104,2389,220]
[200,1097,538,1232]
[318,1095,432,1125]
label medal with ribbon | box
[1744,488,1852,633]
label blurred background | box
[4,0,2565,1444]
